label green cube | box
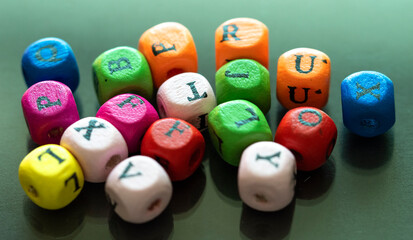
[216,59,271,114]
[93,46,153,105]
[208,100,273,166]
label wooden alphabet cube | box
[21,80,80,145]
[19,144,84,210]
[238,141,296,212]
[341,71,395,137]
[274,107,337,171]
[276,48,331,109]
[215,59,271,114]
[92,46,153,105]
[215,18,269,70]
[156,73,216,131]
[105,155,172,224]
[60,117,128,183]
[96,93,159,153]
[208,100,273,166]
[140,118,205,181]
[21,37,79,91]
[138,22,198,89]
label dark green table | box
[1,0,412,239]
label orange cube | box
[138,22,198,89]
[276,48,331,109]
[215,18,269,70]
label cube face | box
[21,80,80,145]
[92,46,153,105]
[157,73,216,131]
[96,94,159,153]
[19,144,84,210]
[238,141,296,212]
[105,156,172,224]
[341,71,395,137]
[208,100,273,166]
[21,37,79,91]
[60,117,128,183]
[276,48,331,109]
[141,118,205,181]
[274,107,337,171]
[216,59,271,113]
[139,22,198,89]
[215,18,269,70]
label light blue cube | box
[22,37,79,91]
[341,71,395,137]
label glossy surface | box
[141,118,205,181]
[238,141,296,212]
[21,37,79,91]
[216,59,271,113]
[215,18,269,70]
[92,46,153,105]
[274,107,337,171]
[208,100,273,166]
[157,72,216,130]
[341,71,395,137]
[19,144,84,210]
[105,156,172,224]
[139,22,198,88]
[2,0,413,239]
[60,117,128,183]
[277,48,331,109]
[21,80,79,145]
[96,94,159,153]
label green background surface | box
[1,0,412,239]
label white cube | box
[238,141,296,212]
[157,72,216,130]
[60,117,128,183]
[105,156,172,224]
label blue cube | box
[341,71,395,137]
[21,37,79,91]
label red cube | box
[141,118,205,181]
[274,107,337,171]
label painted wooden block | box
[21,37,79,91]
[105,155,172,224]
[341,71,395,137]
[92,46,153,105]
[274,107,337,171]
[138,22,198,88]
[208,100,273,166]
[216,59,270,114]
[21,80,79,145]
[157,73,216,131]
[215,18,268,70]
[18,144,84,210]
[276,48,331,109]
[96,93,159,153]
[238,141,296,212]
[140,118,205,181]
[60,117,128,183]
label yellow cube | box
[19,144,84,210]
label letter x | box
[74,119,105,141]
[356,82,381,100]
[256,151,281,168]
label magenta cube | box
[96,94,159,153]
[21,80,80,144]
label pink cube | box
[21,80,79,145]
[96,94,159,153]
